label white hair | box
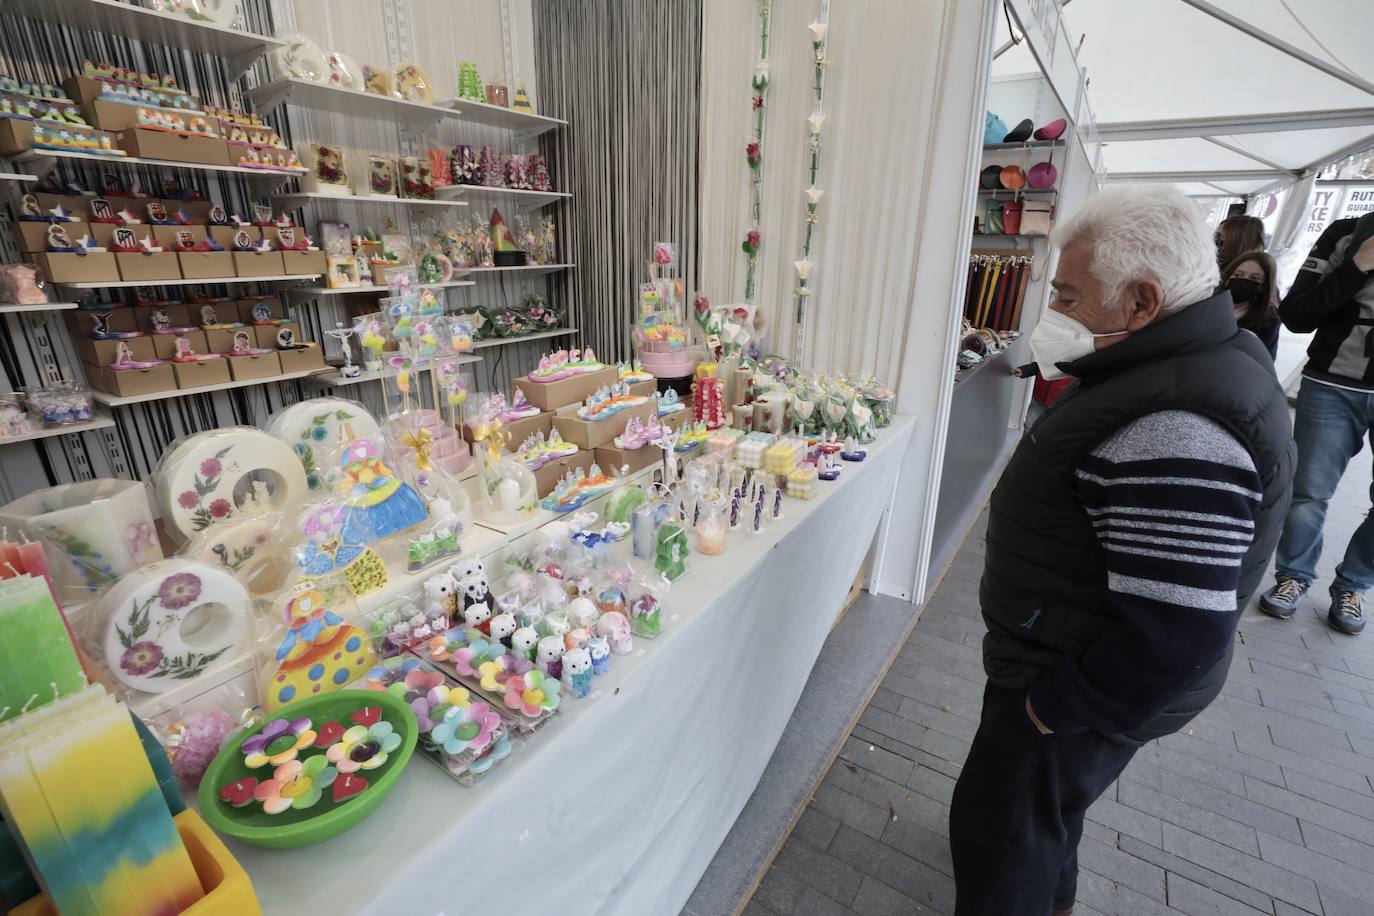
[1050,185,1220,313]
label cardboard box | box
[280,250,327,276]
[463,409,552,446]
[595,442,662,477]
[33,194,93,221]
[232,250,285,278]
[208,225,259,249]
[90,362,176,398]
[513,365,617,412]
[151,330,206,360]
[152,225,207,248]
[0,121,104,156]
[531,449,597,498]
[115,251,182,282]
[32,251,119,284]
[82,98,152,131]
[237,296,286,323]
[553,399,656,450]
[13,220,89,253]
[255,322,298,349]
[173,358,231,389]
[226,351,281,380]
[168,199,214,222]
[626,378,657,398]
[78,333,157,367]
[278,346,326,374]
[177,250,234,279]
[661,409,692,433]
[133,304,190,332]
[68,306,138,336]
[114,127,230,167]
[204,327,254,354]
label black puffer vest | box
[981,293,1295,742]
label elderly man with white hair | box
[948,186,1295,916]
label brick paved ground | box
[744,442,1374,916]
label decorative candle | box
[632,503,657,559]
[695,505,726,555]
[0,576,85,723]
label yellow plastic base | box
[13,809,261,916]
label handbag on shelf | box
[984,198,1004,235]
[1002,200,1023,235]
[1020,201,1054,236]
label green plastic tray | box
[197,689,417,849]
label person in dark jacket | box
[949,186,1294,916]
[1259,213,1374,633]
[1219,249,1281,358]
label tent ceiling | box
[994,0,1374,194]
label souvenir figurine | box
[489,612,518,648]
[595,611,634,655]
[773,487,784,520]
[588,637,611,675]
[630,590,662,639]
[511,626,540,662]
[535,635,564,679]
[655,522,688,581]
[268,589,377,710]
[562,647,593,698]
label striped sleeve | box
[1027,410,1260,736]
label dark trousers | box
[948,684,1139,915]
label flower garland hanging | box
[742,1,772,304]
[794,6,831,357]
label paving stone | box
[1077,834,1167,900]
[840,735,915,785]
[850,876,932,916]
[903,761,957,807]
[1161,824,1321,910]
[1165,872,1271,915]
[753,866,807,913]
[828,825,958,914]
[793,890,858,916]
[794,807,841,850]
[1243,775,1374,847]
[858,705,929,750]
[809,780,890,840]
[868,686,903,715]
[1215,692,1355,751]
[1125,768,1303,844]
[1232,729,1373,795]
[894,695,981,742]
[1117,836,1280,912]
[1116,778,1256,854]
[880,816,954,878]
[1075,869,1176,916]
[1255,829,1374,899]
[742,898,784,916]
[772,836,865,906]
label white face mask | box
[1029,309,1124,380]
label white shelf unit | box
[245,78,459,128]
[57,274,320,290]
[0,0,283,73]
[437,184,571,209]
[0,412,113,444]
[437,97,566,138]
[13,149,306,186]
[90,367,329,407]
[470,327,577,349]
[289,279,476,297]
[310,354,483,387]
[0,301,79,314]
[466,263,574,278]
[272,192,468,211]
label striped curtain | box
[532,0,703,364]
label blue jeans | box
[1276,378,1374,591]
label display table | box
[227,417,915,915]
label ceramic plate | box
[327,51,362,91]
[392,63,434,104]
[271,32,329,83]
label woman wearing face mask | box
[1219,249,1280,358]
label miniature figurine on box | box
[535,635,564,679]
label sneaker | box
[1328,587,1366,635]
[1258,575,1308,619]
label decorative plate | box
[327,51,362,91]
[199,690,417,849]
[392,64,434,104]
[271,32,329,83]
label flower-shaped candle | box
[242,717,317,769]
[254,756,338,814]
[502,669,561,717]
[326,721,402,773]
[430,700,500,757]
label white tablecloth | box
[228,417,915,915]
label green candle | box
[0,576,86,723]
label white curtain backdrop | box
[700,0,974,384]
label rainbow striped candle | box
[0,686,202,915]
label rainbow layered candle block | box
[763,438,804,476]
[0,686,202,916]
[516,429,579,470]
[735,432,776,470]
[576,381,648,421]
[528,348,604,383]
[0,575,86,724]
[787,464,818,500]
